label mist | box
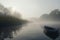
[11,9,60,40]
[0,0,60,40]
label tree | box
[0,4,28,40]
[40,9,60,21]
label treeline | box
[40,9,60,21]
[0,4,28,40]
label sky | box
[0,0,60,19]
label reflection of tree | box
[0,4,28,40]
[40,9,60,21]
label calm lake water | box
[6,20,60,40]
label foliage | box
[40,9,60,21]
[0,4,28,40]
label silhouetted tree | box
[40,9,60,21]
[0,4,28,40]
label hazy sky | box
[0,0,60,19]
